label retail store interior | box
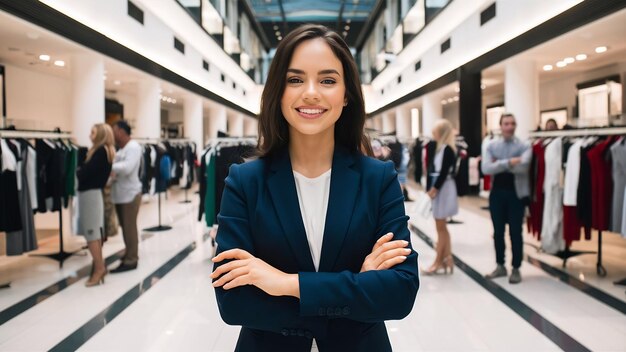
[0,0,625,351]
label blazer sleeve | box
[212,164,326,337]
[510,141,532,175]
[432,146,455,190]
[298,161,420,323]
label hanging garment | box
[540,138,564,254]
[412,138,423,185]
[0,139,23,233]
[64,145,77,206]
[622,187,626,237]
[157,153,172,193]
[610,140,626,234]
[587,138,614,231]
[25,142,38,210]
[528,141,546,239]
[562,139,588,245]
[198,148,209,222]
[214,144,255,217]
[205,151,216,226]
[577,142,594,237]
[5,140,38,255]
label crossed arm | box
[211,162,419,334]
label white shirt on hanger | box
[293,169,332,272]
[563,139,583,206]
[541,138,565,254]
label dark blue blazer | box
[214,146,420,352]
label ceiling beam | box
[337,0,346,31]
[277,0,288,33]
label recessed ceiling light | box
[454,87,460,93]
[575,54,587,61]
[346,19,351,24]
[275,31,280,36]
[453,96,459,101]
[54,60,65,67]
[480,84,486,90]
[595,46,607,53]
[447,98,454,103]
[564,57,575,64]
[114,80,121,85]
[441,100,447,105]
[277,36,282,40]
[172,99,177,104]
[26,32,40,40]
[556,61,567,68]
[344,25,350,30]
[39,54,50,61]
[543,65,553,71]
[103,75,107,80]
[342,31,348,36]
[273,25,278,30]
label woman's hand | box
[427,188,438,199]
[211,249,300,298]
[360,233,411,272]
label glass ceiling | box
[247,0,378,23]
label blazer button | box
[334,307,342,316]
[281,329,289,337]
[326,307,334,316]
[318,308,326,316]
[342,307,350,316]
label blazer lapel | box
[318,147,360,272]
[267,149,316,272]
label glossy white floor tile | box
[1,186,625,351]
[407,191,626,352]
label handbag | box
[413,192,432,218]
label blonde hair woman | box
[423,119,458,275]
[77,123,115,286]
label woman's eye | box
[287,77,303,84]
[321,79,336,85]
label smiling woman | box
[211,24,419,352]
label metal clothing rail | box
[528,126,626,138]
[529,126,626,278]
[0,129,72,139]
[0,129,78,277]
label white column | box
[244,117,258,137]
[71,53,104,146]
[135,77,161,139]
[411,108,420,138]
[228,113,244,137]
[208,106,228,139]
[505,59,538,140]
[395,107,411,139]
[184,94,203,148]
[374,115,383,132]
[423,91,444,138]
[382,111,396,134]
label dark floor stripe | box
[526,256,626,315]
[0,249,125,325]
[48,241,198,352]
[409,224,591,352]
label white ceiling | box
[0,10,244,116]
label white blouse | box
[293,169,332,272]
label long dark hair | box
[257,24,371,158]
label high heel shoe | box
[85,270,107,287]
[421,262,448,276]
[443,256,454,274]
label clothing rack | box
[0,129,77,270]
[529,126,626,277]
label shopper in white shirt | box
[110,120,143,273]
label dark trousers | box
[115,194,142,265]
[489,188,525,268]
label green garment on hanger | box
[205,153,216,227]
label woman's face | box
[90,127,97,143]
[281,38,346,140]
